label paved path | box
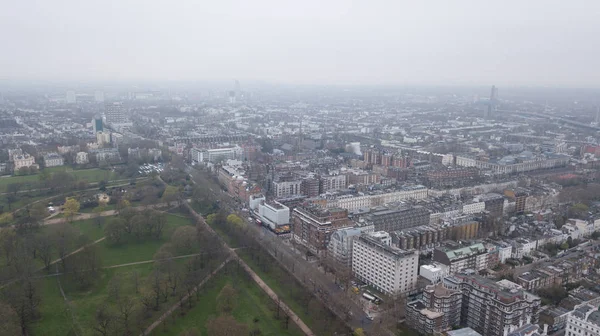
[140,256,233,336]
[43,202,174,225]
[182,200,316,336]
[8,178,148,215]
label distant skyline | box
[1,0,599,88]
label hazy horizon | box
[2,0,599,88]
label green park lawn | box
[95,214,193,266]
[31,263,156,336]
[152,262,304,336]
[29,214,198,336]
[0,167,120,192]
[238,249,349,336]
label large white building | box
[566,304,600,336]
[462,201,485,214]
[13,154,36,171]
[96,131,111,145]
[419,264,449,284]
[273,180,302,198]
[257,201,290,230]
[191,147,237,163]
[43,153,64,167]
[324,186,428,211]
[321,174,347,192]
[207,148,236,162]
[352,231,419,295]
[75,152,89,165]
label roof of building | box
[572,304,600,328]
[446,327,482,336]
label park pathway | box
[181,200,316,336]
[139,256,233,336]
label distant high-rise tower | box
[484,85,498,119]
[66,90,76,104]
[94,91,105,102]
[104,102,128,125]
[596,105,599,124]
[92,117,103,133]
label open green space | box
[28,213,208,336]
[0,167,120,192]
[31,263,156,336]
[33,276,74,336]
[94,213,194,266]
[152,262,304,336]
[41,218,106,243]
[238,249,349,336]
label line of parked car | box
[138,163,164,175]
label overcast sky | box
[1,0,599,87]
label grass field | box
[32,276,75,336]
[91,213,194,266]
[0,167,120,192]
[29,213,200,336]
[31,263,156,336]
[238,249,349,336]
[151,262,304,336]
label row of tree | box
[104,208,167,245]
[92,213,227,336]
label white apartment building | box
[96,131,111,145]
[462,201,485,214]
[207,148,236,162]
[325,186,428,211]
[75,152,89,165]
[13,154,36,171]
[272,180,302,198]
[321,174,347,192]
[565,304,600,336]
[352,231,419,295]
[455,156,477,167]
[498,244,513,264]
[190,148,206,163]
[43,153,64,167]
[329,194,372,211]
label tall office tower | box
[595,105,599,124]
[66,90,76,104]
[484,85,498,119]
[94,91,105,102]
[92,117,103,133]
[104,102,128,125]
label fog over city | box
[1,0,600,86]
[2,2,600,336]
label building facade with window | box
[352,231,419,295]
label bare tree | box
[34,234,53,272]
[117,296,136,336]
[94,303,114,336]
